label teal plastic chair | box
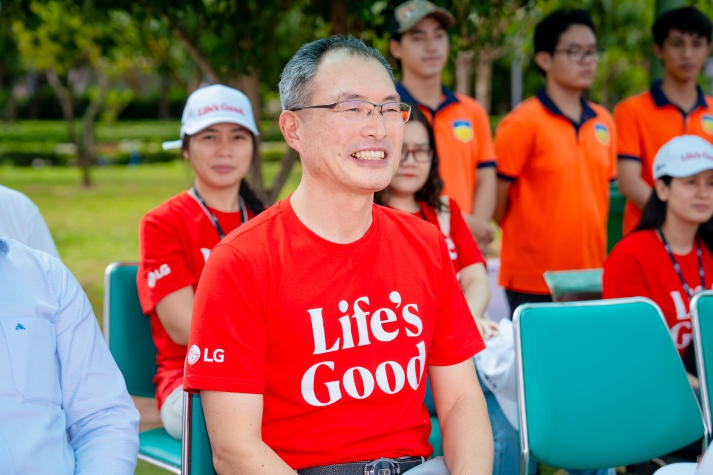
[182,392,216,474]
[514,297,704,474]
[692,290,713,444]
[103,262,182,473]
[543,268,603,302]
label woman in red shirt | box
[604,135,713,384]
[137,85,265,439]
[375,105,495,338]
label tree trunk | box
[46,70,77,146]
[164,14,220,84]
[454,50,474,96]
[474,55,494,114]
[78,72,110,188]
[329,0,348,35]
[235,72,268,203]
[159,75,170,119]
[267,147,299,205]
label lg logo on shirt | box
[146,264,171,289]
[187,344,224,364]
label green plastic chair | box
[182,392,216,474]
[103,262,182,473]
[514,297,704,475]
[543,268,603,302]
[692,290,713,444]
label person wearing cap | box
[389,0,497,254]
[183,36,493,474]
[614,7,713,236]
[603,134,713,465]
[136,84,265,440]
[604,135,713,383]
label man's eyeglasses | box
[290,100,412,124]
[401,146,433,163]
[553,48,603,62]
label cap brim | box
[162,139,183,151]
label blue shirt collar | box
[650,79,708,111]
[536,87,597,128]
[396,82,460,114]
[0,238,7,255]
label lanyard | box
[657,228,706,301]
[191,186,248,239]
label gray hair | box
[278,35,394,111]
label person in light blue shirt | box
[0,237,139,474]
[0,185,60,258]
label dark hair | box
[374,104,445,212]
[534,9,595,54]
[181,133,265,215]
[279,35,393,111]
[636,176,713,253]
[533,9,595,76]
[652,7,712,47]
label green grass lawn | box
[1,159,300,323]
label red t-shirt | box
[184,199,484,469]
[603,229,713,357]
[415,198,485,274]
[137,191,252,408]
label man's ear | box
[279,110,302,154]
[653,43,663,61]
[534,51,552,73]
[389,39,402,61]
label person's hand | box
[464,214,495,254]
[475,318,499,339]
[687,372,699,391]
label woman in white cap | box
[136,84,265,439]
[604,134,713,387]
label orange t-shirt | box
[613,81,713,234]
[495,90,617,294]
[397,83,496,214]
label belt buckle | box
[364,457,400,475]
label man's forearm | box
[440,392,494,475]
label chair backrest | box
[103,261,157,398]
[182,392,215,475]
[543,268,603,302]
[692,290,713,444]
[514,297,704,473]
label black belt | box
[298,456,426,475]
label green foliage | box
[0,120,181,166]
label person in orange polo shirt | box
[389,0,497,253]
[494,9,617,317]
[614,6,713,236]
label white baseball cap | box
[653,135,713,179]
[162,84,259,150]
[474,318,518,430]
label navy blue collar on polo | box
[650,79,709,114]
[536,87,596,133]
[396,81,460,115]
